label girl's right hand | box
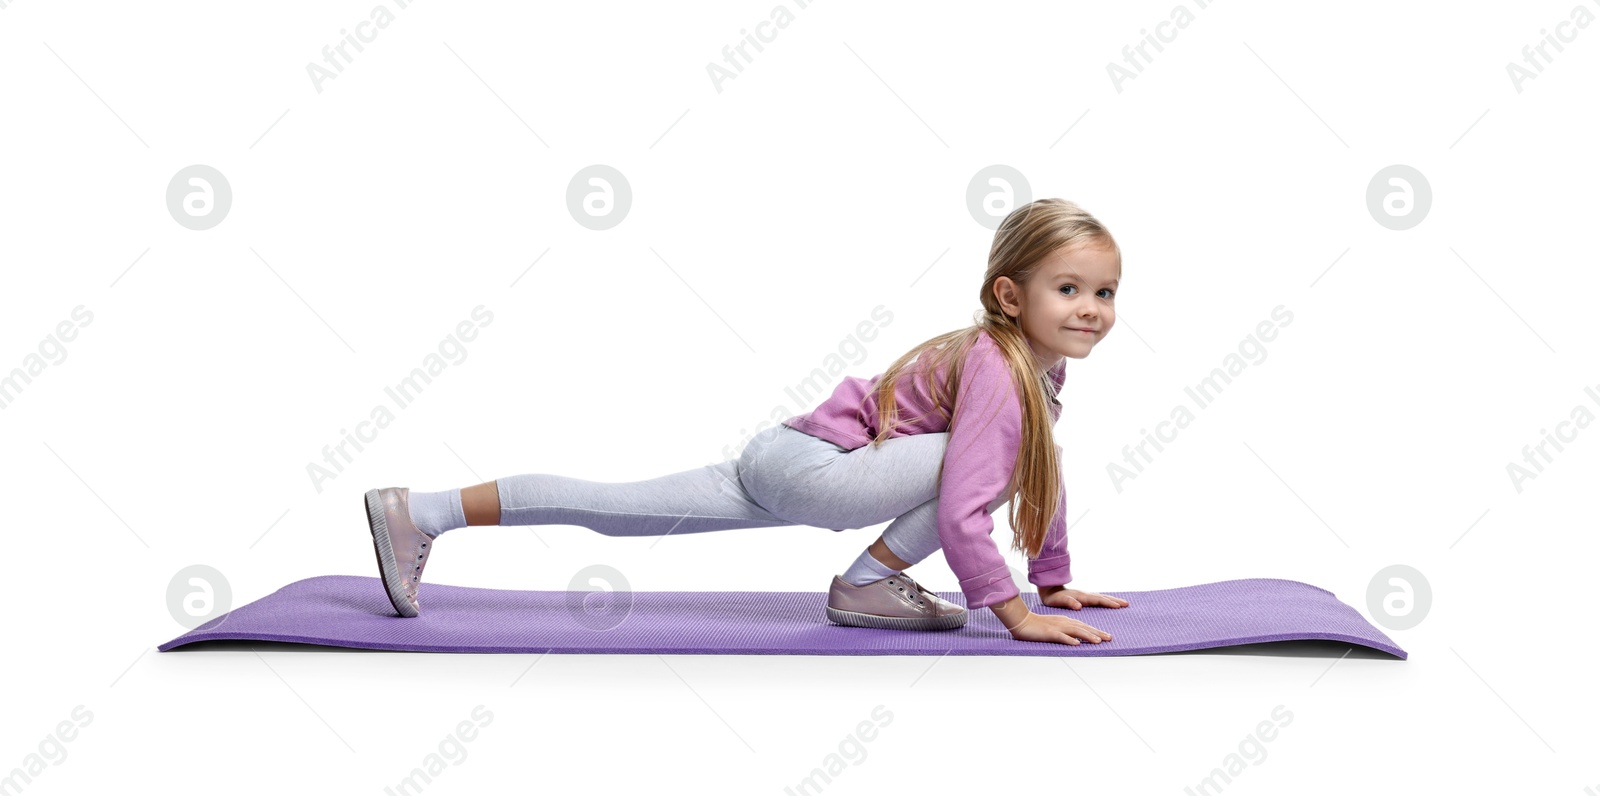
[1006,611,1112,645]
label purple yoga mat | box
[157,575,1406,658]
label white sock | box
[842,547,902,586]
[408,488,466,538]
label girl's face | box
[995,242,1120,371]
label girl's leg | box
[746,426,1015,606]
[749,425,1008,573]
[461,425,797,537]
[742,425,1004,575]
[875,491,1010,569]
[738,425,954,533]
[462,481,499,525]
[450,422,1004,573]
[866,535,912,571]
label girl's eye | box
[1061,285,1115,299]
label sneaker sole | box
[826,606,966,631]
[364,488,418,617]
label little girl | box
[364,198,1130,647]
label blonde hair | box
[867,198,1120,560]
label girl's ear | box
[993,277,1020,317]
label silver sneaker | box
[825,571,967,631]
[364,487,433,617]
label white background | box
[2,0,1596,793]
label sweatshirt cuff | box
[959,566,1021,611]
[1026,553,1073,589]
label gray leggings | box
[494,423,1008,567]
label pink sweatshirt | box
[780,330,1072,610]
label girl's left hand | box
[1038,585,1130,610]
